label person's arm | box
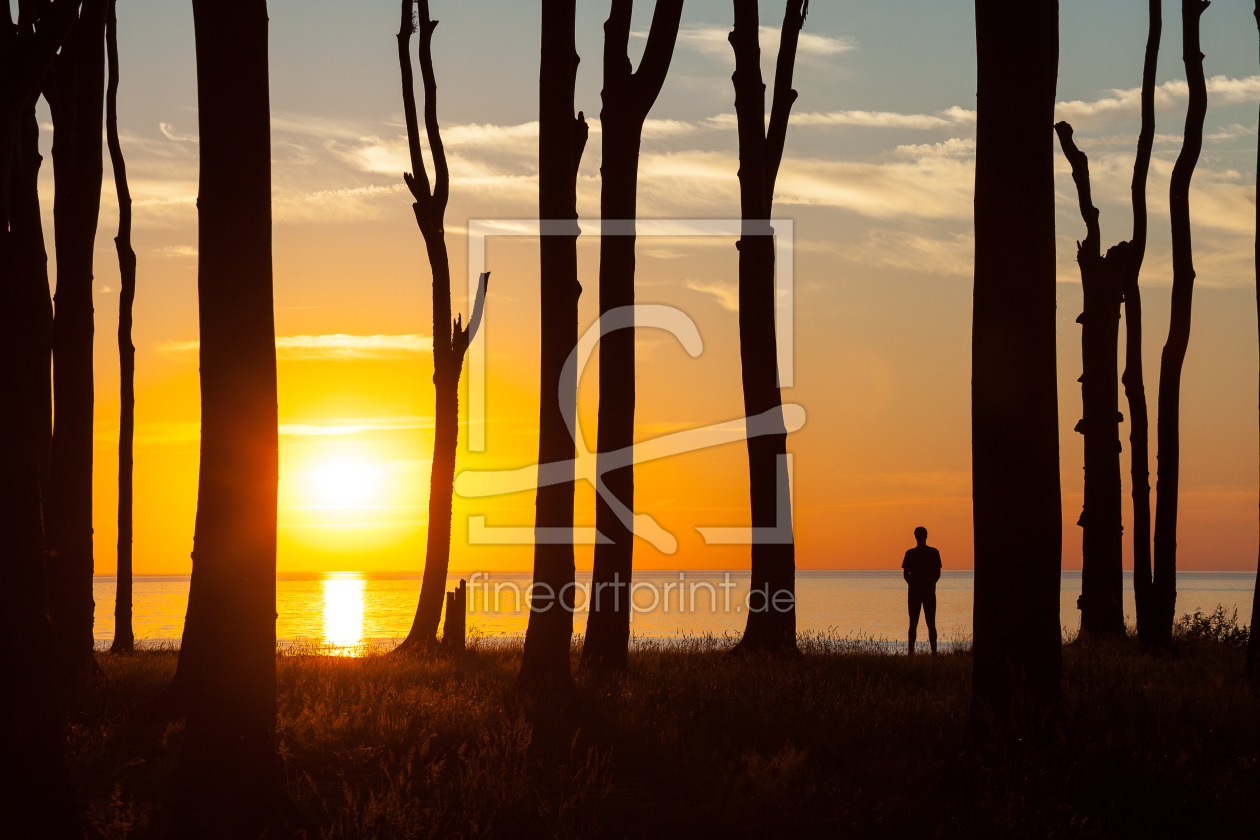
[932,548,942,584]
[902,551,912,585]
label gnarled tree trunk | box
[44,0,105,682]
[970,0,1062,727]
[162,2,282,836]
[581,0,683,671]
[728,0,805,656]
[393,0,489,654]
[1151,0,1210,650]
[518,0,587,691]
[1054,123,1126,638]
[106,0,135,655]
[1127,0,1159,648]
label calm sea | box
[90,570,1256,652]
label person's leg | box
[907,589,921,655]
[924,588,938,654]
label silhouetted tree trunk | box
[971,0,1062,727]
[518,0,587,691]
[726,0,805,656]
[1127,0,1159,648]
[162,2,281,836]
[0,2,86,835]
[43,0,105,682]
[581,0,683,671]
[441,579,466,650]
[1054,123,1126,638]
[393,0,489,655]
[106,0,134,655]
[1249,0,1260,677]
[1151,0,1210,650]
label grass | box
[68,620,1260,839]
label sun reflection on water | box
[322,574,365,653]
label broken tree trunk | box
[727,0,806,656]
[1054,122,1126,638]
[392,0,489,655]
[1151,0,1210,649]
[581,0,684,671]
[441,579,467,651]
[106,0,136,655]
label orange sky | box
[60,0,1260,574]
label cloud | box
[1206,123,1256,142]
[155,245,198,257]
[1055,75,1260,125]
[159,334,435,360]
[686,278,739,311]
[793,108,976,130]
[672,24,856,60]
[279,416,434,435]
[159,122,198,143]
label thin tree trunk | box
[1127,0,1159,648]
[1249,0,1260,676]
[162,2,281,835]
[1054,123,1126,638]
[0,1,86,834]
[44,0,105,682]
[727,0,805,656]
[970,0,1062,728]
[581,0,683,671]
[105,0,135,655]
[1151,0,1210,650]
[392,0,488,653]
[518,0,587,691]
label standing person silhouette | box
[902,526,942,655]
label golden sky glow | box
[65,1,1260,575]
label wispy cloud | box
[1055,74,1260,124]
[671,24,857,60]
[686,278,739,311]
[793,107,975,130]
[160,334,435,360]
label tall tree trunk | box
[0,2,87,835]
[970,0,1062,726]
[1054,123,1126,638]
[163,2,281,835]
[1151,0,1210,650]
[105,0,135,655]
[1249,0,1260,677]
[518,0,587,691]
[1127,0,1159,648]
[581,0,683,671]
[44,0,105,682]
[728,0,805,656]
[393,0,488,654]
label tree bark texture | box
[1127,0,1159,648]
[1151,0,1210,650]
[971,0,1063,724]
[519,0,587,691]
[727,0,805,655]
[44,0,105,682]
[106,0,135,655]
[1054,123,1126,638]
[581,0,683,671]
[164,1,280,836]
[0,2,87,835]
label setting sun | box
[309,459,382,508]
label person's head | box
[914,526,927,545]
